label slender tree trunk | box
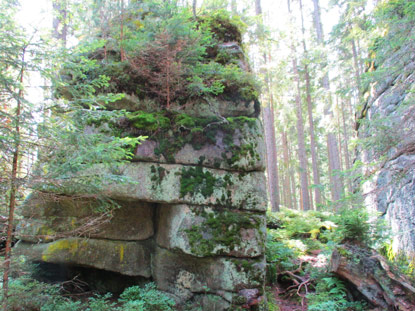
[341,98,352,193]
[293,57,310,211]
[351,37,362,96]
[263,106,280,212]
[299,0,322,208]
[3,48,25,311]
[52,0,68,46]
[312,0,343,204]
[256,0,280,211]
[288,139,298,210]
[120,0,126,61]
[192,0,197,18]
[282,131,292,209]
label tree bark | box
[293,57,310,211]
[192,0,197,18]
[341,98,352,193]
[256,0,280,212]
[300,0,322,208]
[263,106,280,212]
[282,131,292,209]
[2,48,25,311]
[120,0,126,61]
[330,244,415,311]
[312,0,344,204]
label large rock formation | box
[357,24,415,259]
[16,84,268,309]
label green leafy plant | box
[118,283,175,311]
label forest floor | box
[270,251,326,311]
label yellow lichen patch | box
[309,229,320,240]
[42,239,82,261]
[119,245,124,262]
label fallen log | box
[329,244,415,311]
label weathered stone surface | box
[359,35,415,258]
[20,193,99,218]
[156,204,265,258]
[18,201,155,243]
[107,94,257,118]
[134,119,266,171]
[15,238,152,277]
[102,162,267,211]
[152,246,265,303]
[185,294,231,311]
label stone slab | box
[17,201,154,243]
[134,119,266,171]
[152,246,265,302]
[101,162,267,211]
[15,238,152,277]
[107,94,258,118]
[156,204,265,258]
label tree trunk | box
[192,0,197,18]
[263,106,280,212]
[282,131,292,209]
[52,0,68,46]
[300,0,322,208]
[351,37,362,97]
[2,48,25,311]
[312,0,344,204]
[329,244,415,310]
[256,0,280,212]
[341,99,352,193]
[120,0,126,61]
[293,57,310,211]
[288,137,298,210]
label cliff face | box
[16,44,268,310]
[358,24,415,259]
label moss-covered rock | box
[156,204,265,258]
[152,246,265,303]
[134,117,265,171]
[15,238,152,277]
[96,162,266,211]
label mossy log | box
[329,244,415,311]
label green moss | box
[180,165,220,198]
[184,209,262,257]
[150,165,167,190]
[127,111,170,131]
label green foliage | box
[197,9,246,44]
[86,294,116,311]
[119,283,175,311]
[307,277,366,311]
[4,277,175,311]
[68,1,258,107]
[127,111,170,131]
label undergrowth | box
[265,207,383,311]
[3,278,174,311]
